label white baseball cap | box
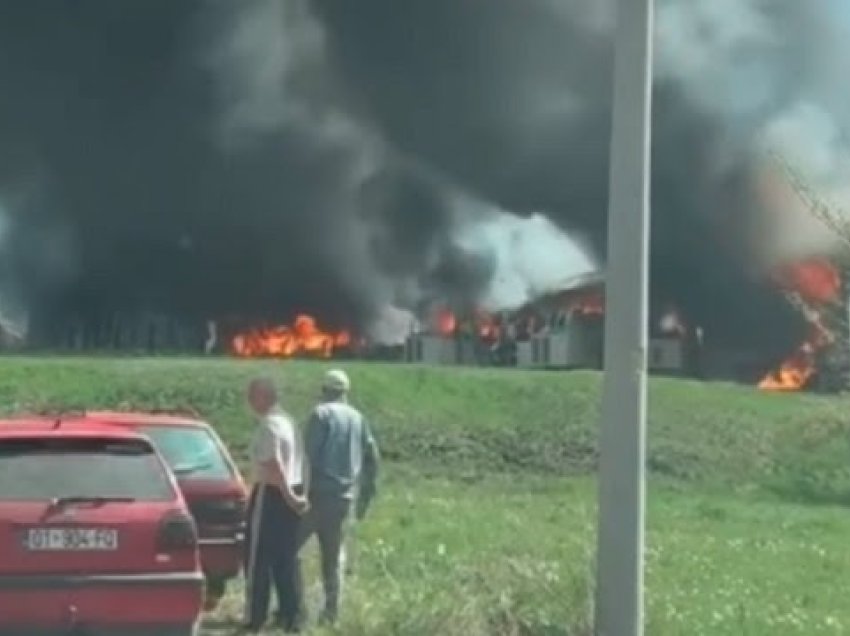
[323,368,350,392]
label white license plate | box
[25,527,118,551]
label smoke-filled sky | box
[1,0,849,356]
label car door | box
[138,424,247,575]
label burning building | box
[2,1,850,392]
[402,260,850,393]
[402,272,690,376]
[508,272,605,371]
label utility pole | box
[595,0,655,634]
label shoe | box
[275,617,302,633]
[319,609,338,626]
[203,596,221,612]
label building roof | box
[551,270,605,293]
[514,270,605,315]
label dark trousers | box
[296,494,352,621]
[244,484,302,630]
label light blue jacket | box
[304,400,379,502]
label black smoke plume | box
[1,0,849,365]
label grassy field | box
[2,357,850,634]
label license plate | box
[24,528,118,551]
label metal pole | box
[595,0,654,634]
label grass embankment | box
[1,357,850,635]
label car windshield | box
[0,437,175,501]
[139,425,232,480]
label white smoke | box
[747,103,850,267]
[367,304,419,346]
[453,203,598,311]
[759,103,850,203]
[0,199,28,343]
[655,0,781,119]
[653,0,850,271]
[364,194,599,345]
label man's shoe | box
[275,617,302,633]
[319,609,338,626]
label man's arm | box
[304,408,327,466]
[363,419,380,487]
[303,408,329,497]
[299,418,311,495]
[356,418,379,519]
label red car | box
[86,410,248,609]
[0,418,204,635]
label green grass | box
[1,356,850,634]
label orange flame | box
[772,258,841,305]
[758,334,824,391]
[428,307,504,340]
[476,311,500,341]
[567,292,604,317]
[231,314,351,358]
[436,309,457,336]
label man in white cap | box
[298,368,379,625]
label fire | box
[436,309,457,336]
[567,292,604,317]
[427,307,504,341]
[476,311,500,341]
[759,258,840,391]
[758,328,829,391]
[772,259,841,305]
[757,348,814,390]
[231,314,351,358]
